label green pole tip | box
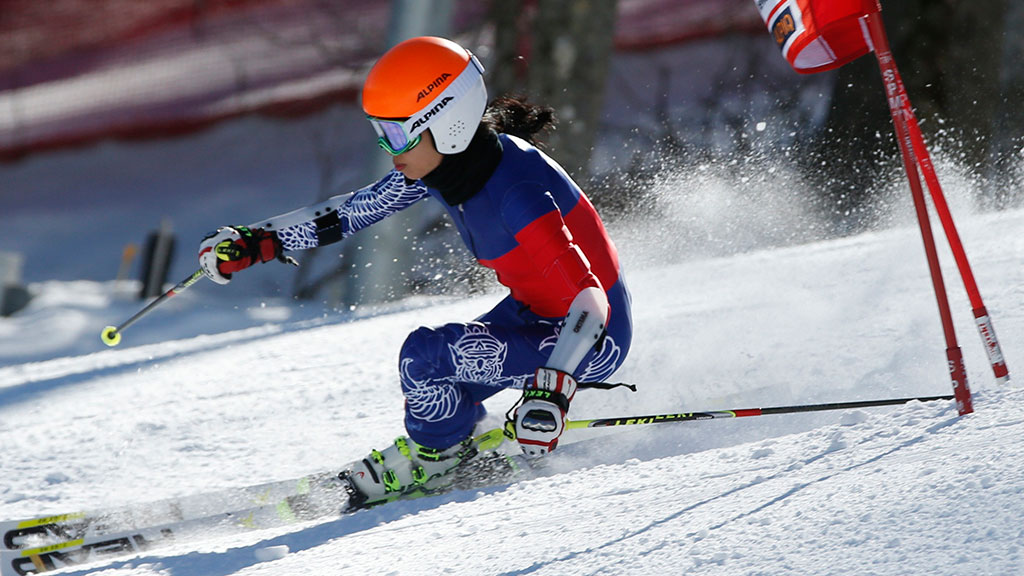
[101,326,122,347]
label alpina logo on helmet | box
[416,73,452,102]
[410,96,454,131]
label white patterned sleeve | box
[271,171,429,251]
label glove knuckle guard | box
[520,407,558,433]
[198,227,241,284]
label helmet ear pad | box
[427,72,487,155]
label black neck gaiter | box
[421,125,503,206]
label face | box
[391,130,443,180]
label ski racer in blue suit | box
[198,36,632,507]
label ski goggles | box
[368,116,422,155]
[366,52,485,156]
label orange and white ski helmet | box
[363,36,487,155]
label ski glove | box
[515,367,578,457]
[198,226,285,285]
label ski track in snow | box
[2,205,1024,574]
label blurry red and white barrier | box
[754,0,1012,414]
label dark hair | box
[483,95,556,148]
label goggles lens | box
[369,117,421,155]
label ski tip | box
[101,326,122,347]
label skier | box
[197,36,632,506]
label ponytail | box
[483,96,556,148]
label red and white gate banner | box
[754,0,878,73]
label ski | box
[1,427,531,575]
[1,490,339,576]
[1,471,341,553]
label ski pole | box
[101,268,205,347]
[565,394,955,430]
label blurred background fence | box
[1,0,1021,306]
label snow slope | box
[2,200,1023,575]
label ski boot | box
[339,436,478,509]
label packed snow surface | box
[2,197,1023,574]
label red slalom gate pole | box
[903,100,1010,384]
[864,7,1009,385]
[864,10,973,415]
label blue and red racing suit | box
[274,133,632,448]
